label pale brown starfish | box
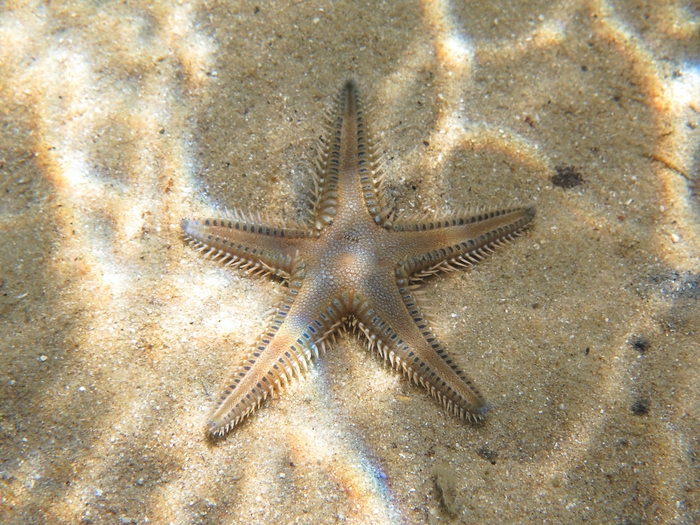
[182,80,535,436]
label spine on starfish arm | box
[351,83,393,228]
[309,83,346,232]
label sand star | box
[182,80,535,436]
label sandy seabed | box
[1,0,699,524]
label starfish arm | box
[208,266,362,435]
[391,205,536,278]
[181,208,314,279]
[311,80,390,232]
[207,258,312,435]
[353,269,486,421]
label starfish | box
[182,80,535,436]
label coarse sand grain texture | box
[1,1,698,524]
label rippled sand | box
[1,1,698,524]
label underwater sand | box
[1,0,699,523]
